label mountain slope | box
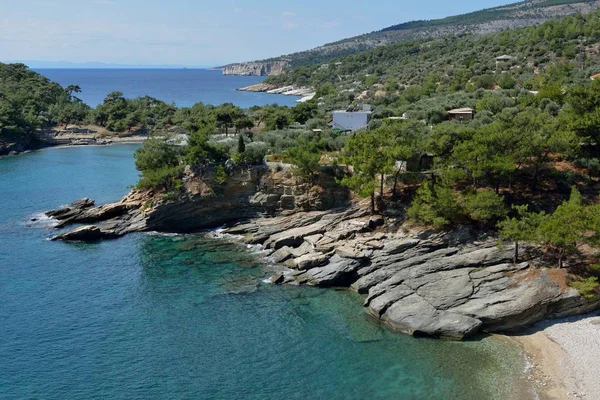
[221,0,600,76]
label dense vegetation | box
[0,63,89,146]
[260,9,600,294]
[267,8,600,104]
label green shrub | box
[136,165,184,191]
[243,142,268,165]
[570,277,599,299]
[134,137,180,172]
[463,189,507,225]
[574,158,600,177]
[407,181,464,227]
[215,164,228,184]
[284,138,321,181]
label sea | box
[34,68,299,108]
[0,145,533,399]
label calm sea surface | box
[34,69,298,108]
[0,145,531,399]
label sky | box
[1,0,514,67]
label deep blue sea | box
[34,69,298,108]
[0,145,531,399]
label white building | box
[330,105,372,132]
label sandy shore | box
[510,311,600,399]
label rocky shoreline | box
[0,135,147,157]
[238,83,316,103]
[43,166,600,341]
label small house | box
[591,73,600,81]
[330,109,372,132]
[495,55,513,63]
[447,108,475,122]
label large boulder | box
[303,255,364,287]
[381,293,483,340]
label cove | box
[0,145,530,399]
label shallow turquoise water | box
[0,146,530,399]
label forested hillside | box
[134,8,600,296]
[224,0,600,74]
[267,8,600,116]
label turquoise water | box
[0,146,530,399]
[34,69,299,108]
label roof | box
[332,110,372,114]
[496,55,513,60]
[447,108,474,114]
[591,73,600,80]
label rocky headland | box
[220,60,290,76]
[45,165,600,341]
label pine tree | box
[498,205,543,264]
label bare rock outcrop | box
[45,166,350,241]
[223,209,600,340]
[220,60,290,76]
[45,166,600,341]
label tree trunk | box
[514,241,519,264]
[370,191,375,215]
[558,249,564,269]
[380,173,385,198]
[532,168,539,192]
[392,170,401,199]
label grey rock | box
[289,241,314,258]
[46,198,95,219]
[304,234,323,247]
[279,195,296,210]
[303,255,363,287]
[268,273,285,284]
[264,223,327,250]
[51,225,117,242]
[382,294,483,340]
[270,246,294,263]
[293,252,329,270]
[335,245,370,260]
[249,193,280,209]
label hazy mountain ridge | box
[221,0,600,76]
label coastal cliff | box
[46,165,600,340]
[220,60,290,76]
